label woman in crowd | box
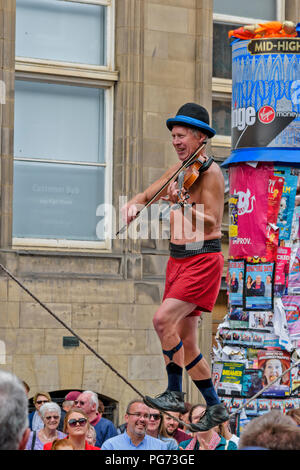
[44,408,100,450]
[26,402,66,450]
[179,404,238,450]
[28,391,51,431]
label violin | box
[176,156,214,207]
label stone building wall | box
[0,0,231,423]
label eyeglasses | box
[74,400,86,406]
[45,415,59,421]
[36,400,49,405]
[149,414,161,421]
[68,418,88,428]
[127,413,150,419]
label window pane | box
[213,22,238,78]
[212,99,232,136]
[13,161,106,241]
[213,0,276,20]
[16,0,107,66]
[14,81,105,164]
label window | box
[212,0,285,148]
[13,0,117,249]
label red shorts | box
[162,252,224,317]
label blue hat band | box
[166,115,216,137]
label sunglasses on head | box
[68,418,88,428]
[36,400,49,405]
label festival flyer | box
[288,244,300,295]
[229,194,239,239]
[228,260,245,306]
[257,349,291,397]
[274,246,291,296]
[245,263,274,310]
[228,307,249,329]
[229,164,273,258]
[284,398,299,410]
[245,399,258,416]
[281,296,300,340]
[257,399,271,415]
[241,369,264,397]
[274,166,298,241]
[212,361,223,390]
[218,362,245,396]
[220,397,232,411]
[265,174,284,261]
[270,399,284,411]
[231,398,244,411]
[248,311,274,332]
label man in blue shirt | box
[101,400,168,450]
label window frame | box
[212,0,285,148]
[13,0,117,251]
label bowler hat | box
[166,103,216,138]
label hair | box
[286,408,300,426]
[86,423,97,444]
[125,399,145,415]
[188,403,207,424]
[51,438,74,450]
[0,370,29,450]
[39,401,61,419]
[63,408,89,434]
[82,390,99,409]
[239,410,300,450]
[98,398,105,414]
[22,381,30,394]
[62,400,73,408]
[33,391,51,405]
[158,415,170,438]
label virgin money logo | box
[258,105,275,124]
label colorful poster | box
[241,369,264,398]
[228,307,249,329]
[248,311,274,332]
[257,350,291,397]
[274,246,291,296]
[229,194,239,239]
[245,263,274,310]
[288,245,300,295]
[274,167,298,241]
[265,174,285,261]
[281,296,300,340]
[228,260,245,306]
[218,362,245,396]
[229,164,272,258]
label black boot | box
[189,403,229,432]
[144,390,186,413]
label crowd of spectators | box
[1,369,300,451]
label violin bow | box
[116,141,207,237]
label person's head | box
[266,274,272,284]
[98,398,105,416]
[146,408,162,436]
[0,370,30,450]
[247,275,252,283]
[179,402,192,428]
[161,411,180,437]
[39,402,61,432]
[125,400,150,441]
[263,358,283,385]
[62,400,73,413]
[74,391,98,419]
[51,439,74,450]
[166,103,215,162]
[239,271,243,280]
[286,408,300,426]
[63,408,89,439]
[255,275,262,284]
[86,423,97,446]
[238,410,300,450]
[22,381,30,397]
[33,391,51,413]
[188,404,206,428]
[232,272,236,280]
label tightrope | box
[0,262,299,431]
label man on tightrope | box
[122,103,229,431]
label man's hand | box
[121,202,141,224]
[161,181,179,205]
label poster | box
[218,362,245,396]
[288,245,300,295]
[228,260,245,306]
[274,166,298,241]
[281,296,300,341]
[241,369,264,398]
[229,164,272,258]
[257,349,291,397]
[245,263,274,310]
[228,307,249,329]
[248,311,274,332]
[266,174,284,261]
[274,246,291,296]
